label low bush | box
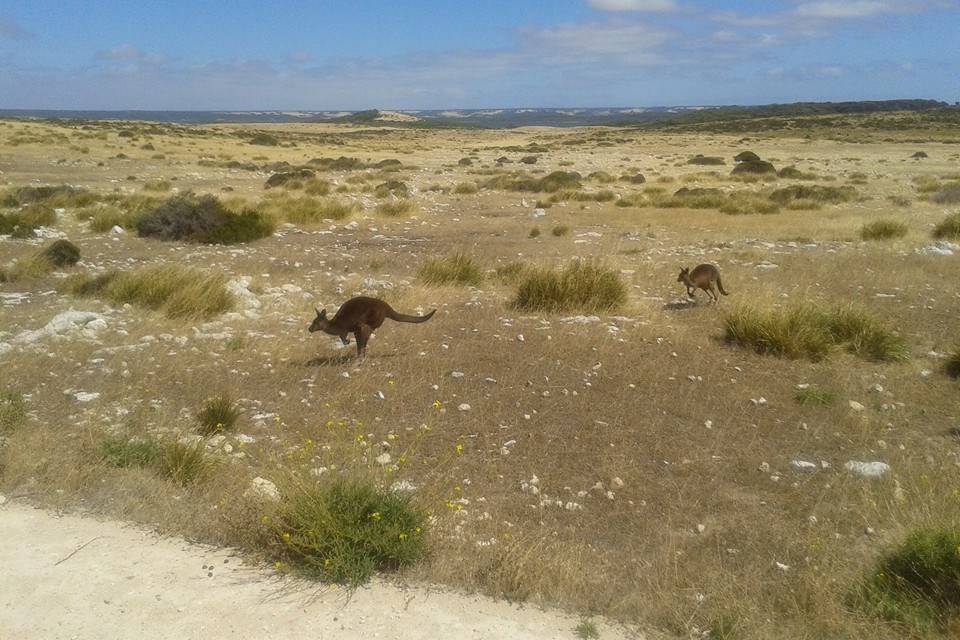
[552,224,570,237]
[274,480,427,586]
[933,212,960,240]
[373,181,409,198]
[724,303,908,362]
[143,180,172,192]
[156,440,213,486]
[137,193,273,243]
[794,386,836,406]
[945,347,960,379]
[453,182,479,195]
[494,261,529,284]
[100,437,163,468]
[732,160,776,175]
[861,220,908,241]
[687,155,725,165]
[529,226,541,238]
[1,184,98,208]
[512,260,626,313]
[854,527,960,632]
[308,156,367,171]
[376,200,416,217]
[484,171,581,193]
[418,253,483,286]
[768,185,857,205]
[248,133,279,146]
[586,171,616,183]
[931,182,960,204]
[259,195,357,223]
[265,169,315,189]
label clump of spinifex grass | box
[930,182,960,204]
[99,436,211,486]
[62,265,234,320]
[494,261,530,284]
[933,212,960,240]
[453,181,479,195]
[273,479,427,586]
[196,395,240,436]
[0,389,26,433]
[723,303,909,362]
[0,239,80,283]
[853,527,960,632]
[375,199,416,217]
[258,194,357,223]
[861,219,908,240]
[418,253,484,286]
[483,170,581,193]
[1,184,98,208]
[794,386,836,406]
[99,436,163,468]
[512,260,626,313]
[767,184,858,205]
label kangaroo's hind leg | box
[355,324,372,358]
[708,282,720,303]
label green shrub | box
[933,212,960,240]
[196,395,240,436]
[417,253,483,287]
[777,166,820,180]
[275,480,427,586]
[528,226,541,238]
[85,206,130,232]
[687,155,725,165]
[574,618,600,640]
[485,171,581,193]
[512,260,626,313]
[265,169,315,189]
[768,185,858,205]
[723,304,908,362]
[249,133,279,146]
[308,156,366,171]
[100,436,162,468]
[930,183,960,204]
[137,193,272,243]
[303,178,331,196]
[720,196,780,215]
[551,224,570,237]
[855,528,960,631]
[1,184,97,208]
[39,239,80,267]
[376,200,416,217]
[494,261,529,284]
[19,203,58,227]
[260,195,357,223]
[0,389,26,433]
[66,265,233,320]
[156,441,212,486]
[861,220,908,241]
[573,190,616,202]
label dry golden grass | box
[2,116,960,639]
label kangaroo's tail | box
[388,308,436,324]
[716,275,729,296]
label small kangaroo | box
[308,296,436,358]
[677,264,729,303]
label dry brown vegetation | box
[1,115,959,639]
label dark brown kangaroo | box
[677,264,729,303]
[308,296,436,358]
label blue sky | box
[0,0,957,110]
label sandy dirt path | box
[0,502,640,640]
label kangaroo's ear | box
[315,307,321,317]
[320,308,327,318]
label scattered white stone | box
[451,371,465,378]
[0,494,6,506]
[226,277,261,310]
[390,480,417,493]
[844,461,891,478]
[917,241,959,256]
[245,477,280,501]
[870,384,884,394]
[110,225,125,234]
[532,208,546,218]
[848,401,865,412]
[458,403,471,412]
[751,397,768,407]
[12,310,107,346]
[759,462,771,473]
[376,453,392,466]
[559,315,601,324]
[71,391,100,403]
[791,460,818,471]
[775,562,790,572]
[696,524,706,534]
[516,334,525,342]
[611,477,624,489]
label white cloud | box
[95,44,167,65]
[526,22,673,63]
[795,1,889,18]
[587,0,679,12]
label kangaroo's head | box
[308,308,331,333]
[677,267,691,284]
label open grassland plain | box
[1,113,959,639]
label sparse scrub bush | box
[777,166,820,180]
[720,195,781,215]
[248,133,279,146]
[529,226,541,238]
[143,180,172,192]
[84,206,129,232]
[261,195,357,223]
[587,171,616,183]
[265,169,315,189]
[376,200,416,217]
[944,347,960,379]
[768,185,858,205]
[732,160,776,175]
[0,389,26,433]
[724,303,908,362]
[274,480,427,586]
[1,240,80,282]
[552,224,570,236]
[913,175,942,194]
[1,184,97,208]
[453,182,478,195]
[484,171,581,193]
[39,239,80,267]
[494,261,529,284]
[512,260,626,313]
[687,154,725,165]
[861,219,908,240]
[784,199,823,211]
[931,182,960,204]
[888,195,912,208]
[574,619,600,639]
[519,155,538,164]
[417,253,483,287]
[572,190,616,202]
[137,193,272,243]
[933,212,960,240]
[854,527,960,632]
[622,173,646,184]
[196,395,240,436]
[66,265,233,320]
[374,180,409,198]
[308,156,366,171]
[100,436,162,468]
[303,178,331,196]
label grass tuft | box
[724,303,908,362]
[854,527,960,632]
[274,480,427,586]
[512,260,626,313]
[138,193,272,244]
[945,346,960,379]
[100,436,162,468]
[196,395,240,436]
[376,200,416,217]
[418,253,484,287]
[794,386,836,406]
[0,389,26,433]
[933,212,960,240]
[156,440,213,486]
[66,265,233,320]
[861,219,908,241]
